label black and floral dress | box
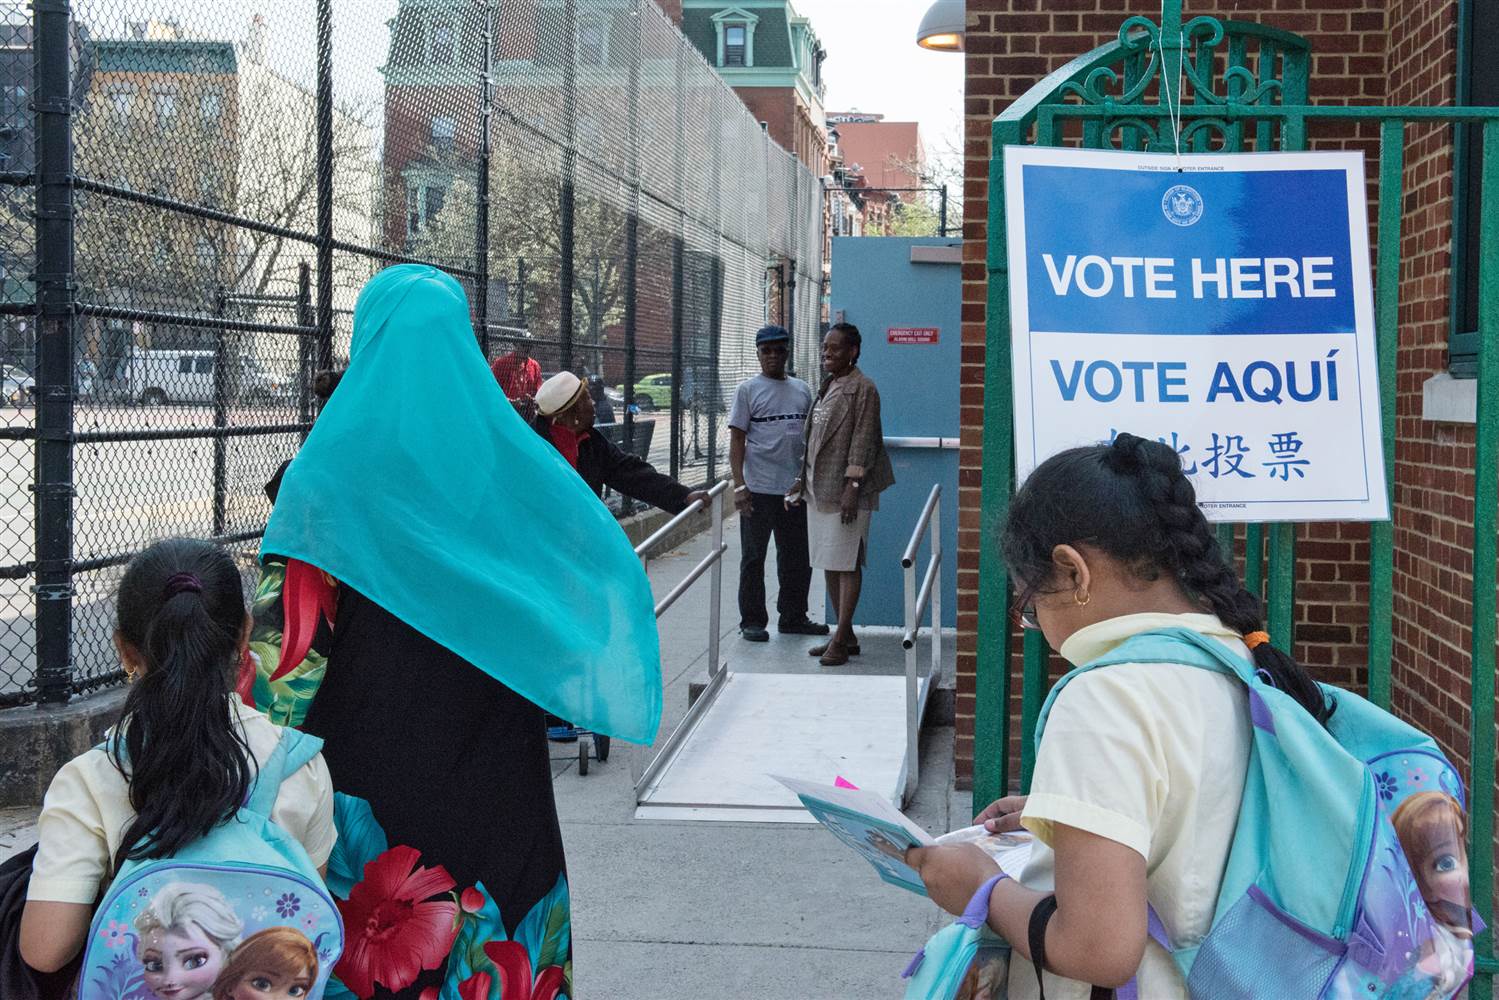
[253,571,572,1000]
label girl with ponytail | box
[907,433,1331,999]
[19,538,334,976]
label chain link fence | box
[0,0,824,707]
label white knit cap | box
[535,371,587,417]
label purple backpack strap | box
[1112,905,1171,1000]
[901,873,1006,980]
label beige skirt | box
[808,503,872,571]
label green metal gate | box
[974,2,1499,991]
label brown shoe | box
[808,640,861,657]
[818,640,852,666]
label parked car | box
[616,372,672,411]
[2,365,32,405]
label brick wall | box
[955,0,1444,788]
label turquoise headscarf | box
[261,265,662,743]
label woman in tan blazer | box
[788,323,895,666]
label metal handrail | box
[634,480,729,799]
[900,483,943,805]
[885,436,960,451]
[901,485,942,569]
[635,480,728,561]
[902,553,941,650]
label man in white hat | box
[532,371,708,514]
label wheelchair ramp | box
[634,667,933,823]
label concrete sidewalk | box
[0,512,967,1000]
[562,513,964,999]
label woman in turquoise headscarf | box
[260,265,662,999]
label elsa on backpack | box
[906,433,1475,1000]
[19,538,337,988]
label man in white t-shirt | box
[729,325,826,642]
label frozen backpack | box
[902,873,1012,999]
[1032,627,1478,1000]
[78,728,344,1000]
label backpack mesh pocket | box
[1186,885,1342,998]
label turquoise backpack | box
[1034,627,1477,1000]
[902,873,1011,1000]
[77,729,344,1000]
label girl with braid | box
[907,432,1335,999]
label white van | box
[126,349,215,405]
[122,350,293,406]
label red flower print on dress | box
[457,972,493,1000]
[335,844,461,998]
[460,886,486,914]
[483,941,566,1000]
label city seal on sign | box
[1161,184,1204,227]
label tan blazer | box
[799,367,895,508]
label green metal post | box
[1244,522,1264,602]
[1466,120,1499,999]
[974,120,1026,813]
[1217,523,1235,562]
[1019,629,1048,793]
[1368,121,1404,710]
[1267,523,1297,651]
[1264,109,1307,656]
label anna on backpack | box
[906,433,1474,999]
[19,539,337,987]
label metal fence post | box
[475,0,494,355]
[706,257,722,481]
[939,183,949,238]
[32,0,75,706]
[622,1,641,458]
[296,262,313,431]
[559,0,577,371]
[669,237,684,481]
[314,0,334,372]
[517,257,528,325]
[211,286,229,537]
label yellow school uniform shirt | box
[28,695,336,904]
[1006,613,1252,1000]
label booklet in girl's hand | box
[772,774,935,893]
[771,776,1034,896]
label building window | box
[108,85,133,121]
[724,25,746,66]
[430,19,456,65]
[578,20,608,67]
[431,116,456,155]
[1451,0,1498,376]
[200,90,222,124]
[714,9,758,68]
[153,89,177,128]
[406,181,449,236]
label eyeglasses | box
[1012,604,1040,630]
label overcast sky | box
[790,0,964,162]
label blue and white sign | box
[1004,147,1387,522]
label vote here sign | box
[1003,147,1387,522]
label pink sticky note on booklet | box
[834,776,859,790]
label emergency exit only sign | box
[888,327,940,345]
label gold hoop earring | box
[1073,589,1091,607]
[124,668,138,684]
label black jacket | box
[532,416,691,514]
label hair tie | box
[164,573,203,598]
[1243,630,1271,650]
